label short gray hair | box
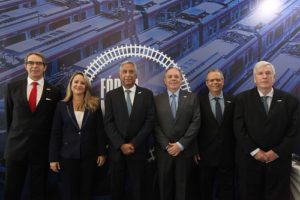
[253,61,276,75]
[206,68,224,80]
[164,66,183,79]
[119,60,138,72]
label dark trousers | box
[200,165,235,200]
[4,158,48,200]
[60,157,96,200]
[109,158,146,200]
[156,151,192,200]
[238,166,290,200]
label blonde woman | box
[49,71,106,200]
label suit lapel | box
[223,95,233,122]
[268,89,281,117]
[131,86,142,117]
[35,81,53,112]
[176,90,187,121]
[81,110,90,129]
[66,102,80,129]
[22,80,31,112]
[116,87,130,118]
[161,93,174,120]
[252,89,268,117]
[204,94,219,124]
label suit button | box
[78,132,81,135]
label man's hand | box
[50,162,60,173]
[120,143,135,155]
[254,150,267,163]
[97,155,106,166]
[167,143,181,156]
[265,150,278,163]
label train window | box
[182,36,193,53]
[156,13,165,24]
[167,5,181,19]
[240,5,249,17]
[208,23,217,36]
[166,44,181,59]
[275,25,283,40]
[220,15,230,29]
[57,50,81,68]
[49,18,70,30]
[40,26,45,34]
[74,15,80,22]
[292,13,299,24]
[4,33,26,46]
[182,0,189,9]
[267,33,273,47]
[30,29,39,38]
[229,58,243,81]
[103,32,121,49]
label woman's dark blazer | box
[49,101,106,161]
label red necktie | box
[29,82,38,112]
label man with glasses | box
[194,69,235,200]
[234,61,299,200]
[4,52,60,200]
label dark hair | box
[24,52,47,66]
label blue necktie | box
[125,90,132,115]
[214,97,222,124]
[261,96,269,114]
[171,93,176,119]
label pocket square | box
[46,88,51,91]
[226,100,232,103]
[183,96,187,98]
[46,98,52,101]
[138,91,142,94]
[276,99,282,102]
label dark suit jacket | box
[104,85,155,161]
[5,79,60,161]
[234,87,299,171]
[154,90,201,157]
[198,93,235,166]
[49,101,106,161]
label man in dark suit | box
[4,52,61,200]
[104,61,155,200]
[154,67,201,200]
[195,69,235,200]
[234,61,299,200]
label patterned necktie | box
[125,90,132,115]
[170,93,176,119]
[29,82,38,112]
[261,96,269,114]
[214,97,222,124]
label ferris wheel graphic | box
[84,44,191,92]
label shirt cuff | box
[250,148,260,156]
[176,142,184,151]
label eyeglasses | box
[206,78,223,83]
[25,61,45,66]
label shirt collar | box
[27,77,44,86]
[257,88,274,98]
[167,89,180,97]
[209,91,224,101]
[122,84,136,93]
